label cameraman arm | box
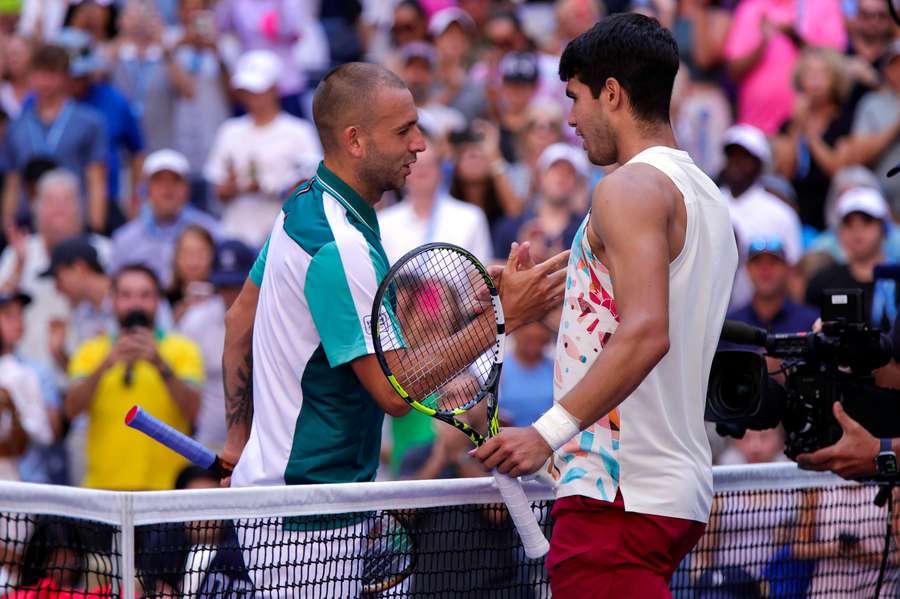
[796,402,891,479]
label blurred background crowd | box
[0,0,898,494]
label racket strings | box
[379,248,497,412]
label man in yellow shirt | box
[64,264,203,490]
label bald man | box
[220,63,565,597]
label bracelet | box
[532,403,580,451]
[490,159,507,177]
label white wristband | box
[532,404,580,451]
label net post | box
[117,492,135,598]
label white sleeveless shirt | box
[552,146,738,523]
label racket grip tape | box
[492,470,550,559]
[125,405,233,479]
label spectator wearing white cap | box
[377,132,492,265]
[806,187,896,329]
[720,124,803,309]
[492,143,588,262]
[110,149,221,288]
[204,49,322,247]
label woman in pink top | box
[724,0,847,135]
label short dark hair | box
[558,13,679,123]
[30,44,70,74]
[113,263,162,295]
[312,62,408,153]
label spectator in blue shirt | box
[2,44,108,234]
[726,236,819,342]
[110,149,220,288]
[59,28,145,234]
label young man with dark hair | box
[64,263,202,490]
[473,14,739,597]
[2,44,108,233]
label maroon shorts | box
[547,492,706,599]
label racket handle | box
[492,470,550,559]
[125,405,233,478]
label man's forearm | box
[222,282,258,456]
[851,120,900,166]
[223,343,253,450]
[64,363,110,420]
[558,321,669,428]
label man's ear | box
[343,125,365,159]
[603,77,624,112]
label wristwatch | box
[875,438,898,476]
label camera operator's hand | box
[796,402,879,479]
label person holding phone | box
[64,264,203,490]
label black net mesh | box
[0,484,897,598]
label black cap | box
[0,290,32,307]
[40,236,103,278]
[500,51,539,84]
[209,239,256,288]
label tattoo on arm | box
[225,350,253,428]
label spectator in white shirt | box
[719,125,803,308]
[204,50,322,247]
[378,133,492,265]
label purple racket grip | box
[125,405,217,469]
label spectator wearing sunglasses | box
[725,236,818,342]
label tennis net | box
[0,464,896,598]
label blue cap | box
[209,240,256,288]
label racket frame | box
[371,243,505,447]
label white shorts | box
[236,517,369,599]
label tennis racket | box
[370,242,550,559]
[125,405,234,478]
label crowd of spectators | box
[0,0,896,495]
[0,0,897,595]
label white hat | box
[836,187,890,222]
[143,149,189,179]
[231,50,281,93]
[723,124,772,168]
[538,143,591,180]
[428,7,475,37]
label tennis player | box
[219,63,567,597]
[473,14,739,598]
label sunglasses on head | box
[748,237,784,255]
